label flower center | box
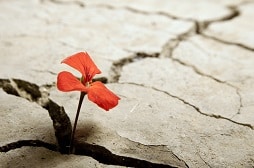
[81,76,92,87]
[85,81,92,87]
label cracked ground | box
[0,0,254,167]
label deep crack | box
[0,78,187,167]
[0,140,58,152]
[75,142,184,168]
[0,140,185,168]
[0,78,72,153]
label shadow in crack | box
[74,121,101,142]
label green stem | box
[69,92,86,154]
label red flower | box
[57,52,120,111]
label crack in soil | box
[163,53,248,127]
[32,69,58,75]
[160,29,245,126]
[196,151,212,168]
[109,52,159,83]
[195,5,240,33]
[0,140,187,168]
[169,56,244,117]
[1,2,252,166]
[160,24,196,58]
[235,89,243,116]
[91,3,180,20]
[0,78,188,167]
[45,0,85,7]
[92,2,241,35]
[108,20,247,128]
[108,23,195,84]
[201,33,254,52]
[103,3,251,129]
[0,78,72,153]
[0,140,58,153]
[121,82,253,130]
[94,2,253,53]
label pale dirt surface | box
[0,0,254,168]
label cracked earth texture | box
[0,0,254,167]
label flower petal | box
[61,52,101,82]
[57,71,88,92]
[87,81,120,111]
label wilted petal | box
[87,81,120,111]
[61,52,101,82]
[57,71,88,92]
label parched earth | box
[0,0,254,167]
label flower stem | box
[69,92,86,154]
